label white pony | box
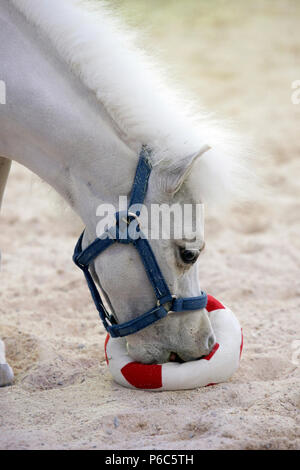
[0,0,243,386]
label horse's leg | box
[0,156,14,386]
[0,156,11,209]
[0,340,14,387]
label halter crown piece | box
[73,146,208,338]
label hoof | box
[0,363,14,387]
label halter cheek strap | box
[73,145,207,338]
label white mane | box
[11,0,247,203]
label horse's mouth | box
[169,352,185,363]
[169,352,208,363]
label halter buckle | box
[156,295,177,309]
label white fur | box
[10,0,246,204]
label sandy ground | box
[0,0,300,450]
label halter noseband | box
[73,146,207,338]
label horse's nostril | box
[207,334,215,350]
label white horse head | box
[83,145,217,363]
[0,0,244,369]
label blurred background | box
[1,0,299,450]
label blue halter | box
[73,146,207,338]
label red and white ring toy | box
[105,295,243,391]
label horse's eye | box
[179,248,200,264]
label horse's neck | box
[0,0,137,229]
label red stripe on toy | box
[206,295,225,312]
[121,362,162,389]
[104,334,110,365]
[240,328,243,359]
[203,342,219,360]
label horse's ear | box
[163,145,211,194]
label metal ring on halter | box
[126,211,142,228]
[115,210,142,228]
[156,294,177,308]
